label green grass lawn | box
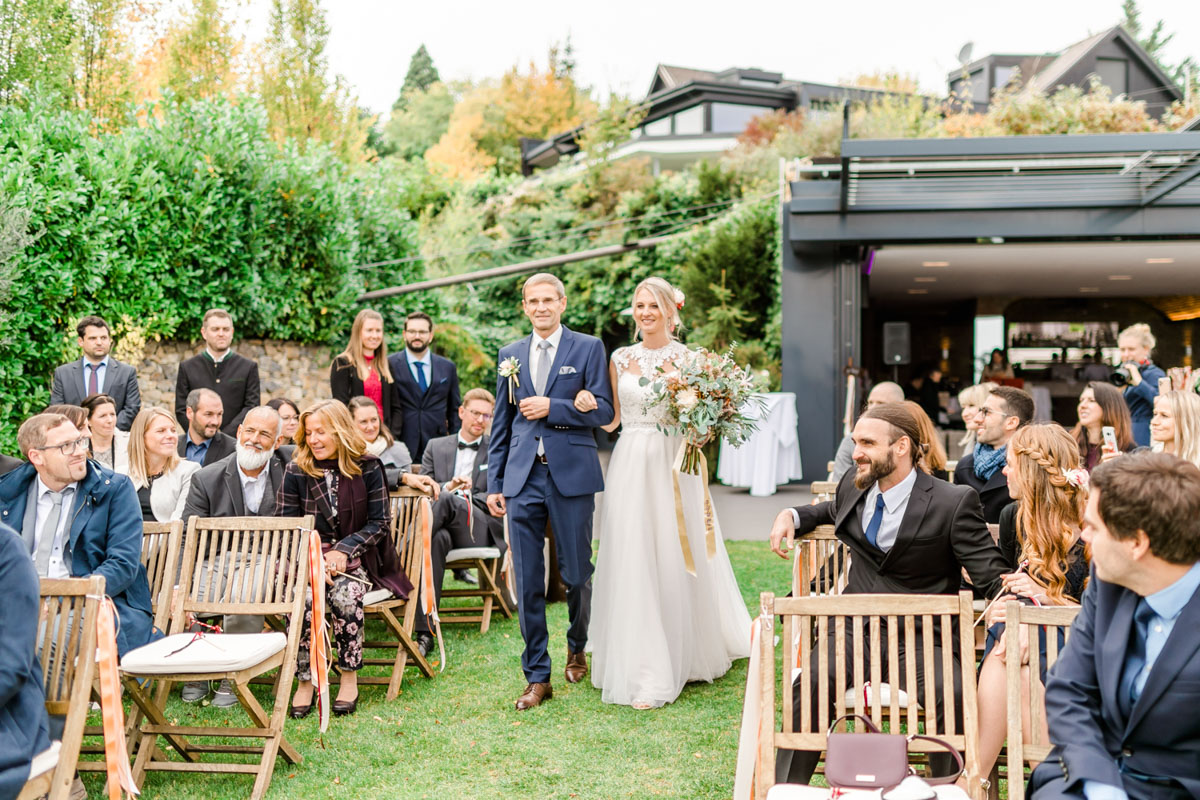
[83,540,790,799]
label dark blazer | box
[176,430,237,467]
[1123,362,1165,448]
[954,452,1011,524]
[0,454,21,477]
[0,522,51,800]
[51,357,142,431]
[330,355,395,431]
[0,461,156,656]
[388,351,461,460]
[422,433,502,547]
[174,351,260,435]
[792,468,1006,597]
[182,450,286,523]
[1030,570,1200,799]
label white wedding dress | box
[589,341,752,708]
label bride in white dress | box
[582,276,752,709]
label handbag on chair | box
[824,714,964,798]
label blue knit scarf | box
[973,442,1007,481]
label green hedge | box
[0,94,423,449]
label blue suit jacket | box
[0,462,156,657]
[1032,569,1200,799]
[487,326,614,498]
[387,351,461,459]
[0,522,50,800]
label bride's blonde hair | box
[631,277,683,341]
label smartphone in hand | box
[1159,376,1172,394]
[1102,425,1118,453]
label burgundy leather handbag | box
[823,714,964,791]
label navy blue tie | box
[415,361,428,392]
[1118,600,1156,718]
[864,494,886,551]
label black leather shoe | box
[453,568,478,585]
[332,693,358,717]
[414,632,434,658]
[289,701,313,719]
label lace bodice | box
[613,341,688,431]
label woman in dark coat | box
[330,309,396,432]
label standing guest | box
[955,386,1035,523]
[127,407,201,522]
[388,311,461,461]
[0,413,154,656]
[1116,323,1165,447]
[82,393,130,473]
[174,308,260,435]
[178,388,236,467]
[278,400,436,719]
[331,310,396,432]
[267,398,300,444]
[0,520,51,800]
[0,453,21,476]
[971,423,1090,790]
[917,365,947,424]
[347,396,412,488]
[904,400,949,480]
[957,382,999,458]
[1072,383,1137,472]
[831,382,905,481]
[982,348,1015,381]
[1150,390,1200,467]
[50,315,141,431]
[1029,452,1200,800]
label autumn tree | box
[164,0,242,101]
[74,0,141,126]
[383,80,456,161]
[0,0,76,105]
[842,70,920,94]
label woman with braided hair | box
[970,422,1090,786]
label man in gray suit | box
[180,405,284,707]
[50,316,141,430]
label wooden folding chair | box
[440,544,513,633]
[358,488,434,699]
[809,481,837,503]
[120,515,313,800]
[33,576,104,800]
[790,524,851,599]
[17,741,61,800]
[1003,603,1080,800]
[756,591,985,800]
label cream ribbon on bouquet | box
[306,529,331,733]
[671,439,717,576]
[95,595,140,799]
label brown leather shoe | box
[564,651,588,684]
[515,682,552,710]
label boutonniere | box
[499,357,521,403]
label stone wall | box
[134,339,336,412]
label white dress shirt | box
[454,436,480,481]
[238,465,269,515]
[860,468,918,552]
[531,326,563,457]
[407,349,432,386]
[82,356,109,395]
[34,476,77,579]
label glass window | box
[994,66,1016,89]
[1095,57,1127,95]
[969,69,988,103]
[643,116,671,136]
[673,105,705,135]
[710,103,770,134]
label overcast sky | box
[244,0,1199,116]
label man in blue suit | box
[388,311,461,461]
[487,273,614,710]
[0,412,156,657]
[1031,452,1200,800]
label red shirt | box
[363,354,384,419]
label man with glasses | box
[388,311,461,461]
[0,413,155,657]
[954,385,1035,523]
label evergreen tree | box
[1119,0,1197,89]
[396,43,439,108]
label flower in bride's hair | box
[1062,467,1089,489]
[673,288,685,309]
[675,387,699,410]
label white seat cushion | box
[973,598,988,613]
[28,741,60,779]
[121,632,286,674]
[363,588,395,606]
[446,546,501,562]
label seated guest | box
[0,452,23,476]
[50,315,141,431]
[1150,390,1200,467]
[278,399,438,719]
[0,520,51,800]
[128,407,201,522]
[421,388,511,598]
[331,310,397,433]
[180,405,287,707]
[178,388,236,467]
[956,382,998,458]
[1116,323,1165,447]
[1030,452,1200,799]
[955,386,1034,523]
[348,395,411,489]
[972,423,1090,789]
[1072,382,1137,472]
[267,397,300,446]
[0,413,154,655]
[831,381,905,481]
[82,393,129,473]
[768,403,1006,784]
[904,400,949,480]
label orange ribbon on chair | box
[95,596,139,799]
[306,529,330,733]
[419,497,447,671]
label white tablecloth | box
[717,392,804,496]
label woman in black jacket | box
[330,309,395,432]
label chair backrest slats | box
[389,488,429,585]
[141,521,183,634]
